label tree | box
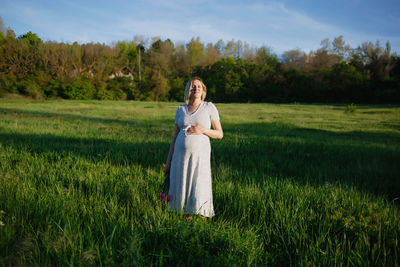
[147,39,175,100]
[254,46,278,67]
[204,43,221,68]
[324,62,367,102]
[331,35,351,61]
[241,42,255,62]
[0,17,6,40]
[203,57,249,102]
[111,41,137,78]
[186,37,206,68]
[307,38,341,69]
[282,49,306,70]
[0,20,399,103]
[356,40,395,81]
[223,39,243,58]
[0,29,35,81]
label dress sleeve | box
[209,102,220,121]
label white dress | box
[168,101,220,217]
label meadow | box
[0,99,399,266]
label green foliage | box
[283,69,313,102]
[324,63,368,102]
[23,81,43,100]
[0,75,18,94]
[45,80,66,99]
[186,37,206,66]
[105,77,137,100]
[344,103,357,113]
[168,76,186,101]
[200,57,250,102]
[18,31,43,47]
[255,46,279,67]
[0,26,400,103]
[16,76,44,99]
[0,32,5,44]
[95,86,114,100]
[61,77,95,100]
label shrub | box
[25,82,43,99]
[17,77,44,99]
[106,77,134,100]
[0,75,18,94]
[95,86,114,100]
[45,80,67,99]
[344,103,357,113]
[62,77,95,100]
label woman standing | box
[164,77,223,219]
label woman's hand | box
[186,124,205,135]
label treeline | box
[0,19,399,103]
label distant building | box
[109,67,134,80]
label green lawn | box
[0,99,399,266]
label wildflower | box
[159,192,171,202]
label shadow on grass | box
[0,107,173,127]
[0,131,169,170]
[214,121,400,201]
[0,107,399,201]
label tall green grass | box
[0,99,399,266]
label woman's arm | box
[164,125,180,174]
[186,120,223,139]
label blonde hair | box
[184,77,207,104]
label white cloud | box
[188,23,235,42]
[213,1,400,53]
[117,17,235,45]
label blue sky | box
[1,0,399,54]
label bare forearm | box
[187,121,223,139]
[203,128,223,139]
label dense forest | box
[1,18,399,103]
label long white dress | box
[168,101,220,217]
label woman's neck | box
[188,98,202,107]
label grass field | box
[0,99,399,266]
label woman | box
[164,77,223,220]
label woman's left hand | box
[186,124,205,135]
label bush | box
[62,77,95,100]
[44,80,67,99]
[106,77,135,100]
[25,82,43,99]
[344,103,357,113]
[95,86,114,100]
[17,77,44,99]
[168,77,186,101]
[0,75,18,94]
[324,63,368,102]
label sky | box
[1,0,399,54]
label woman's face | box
[191,80,203,99]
